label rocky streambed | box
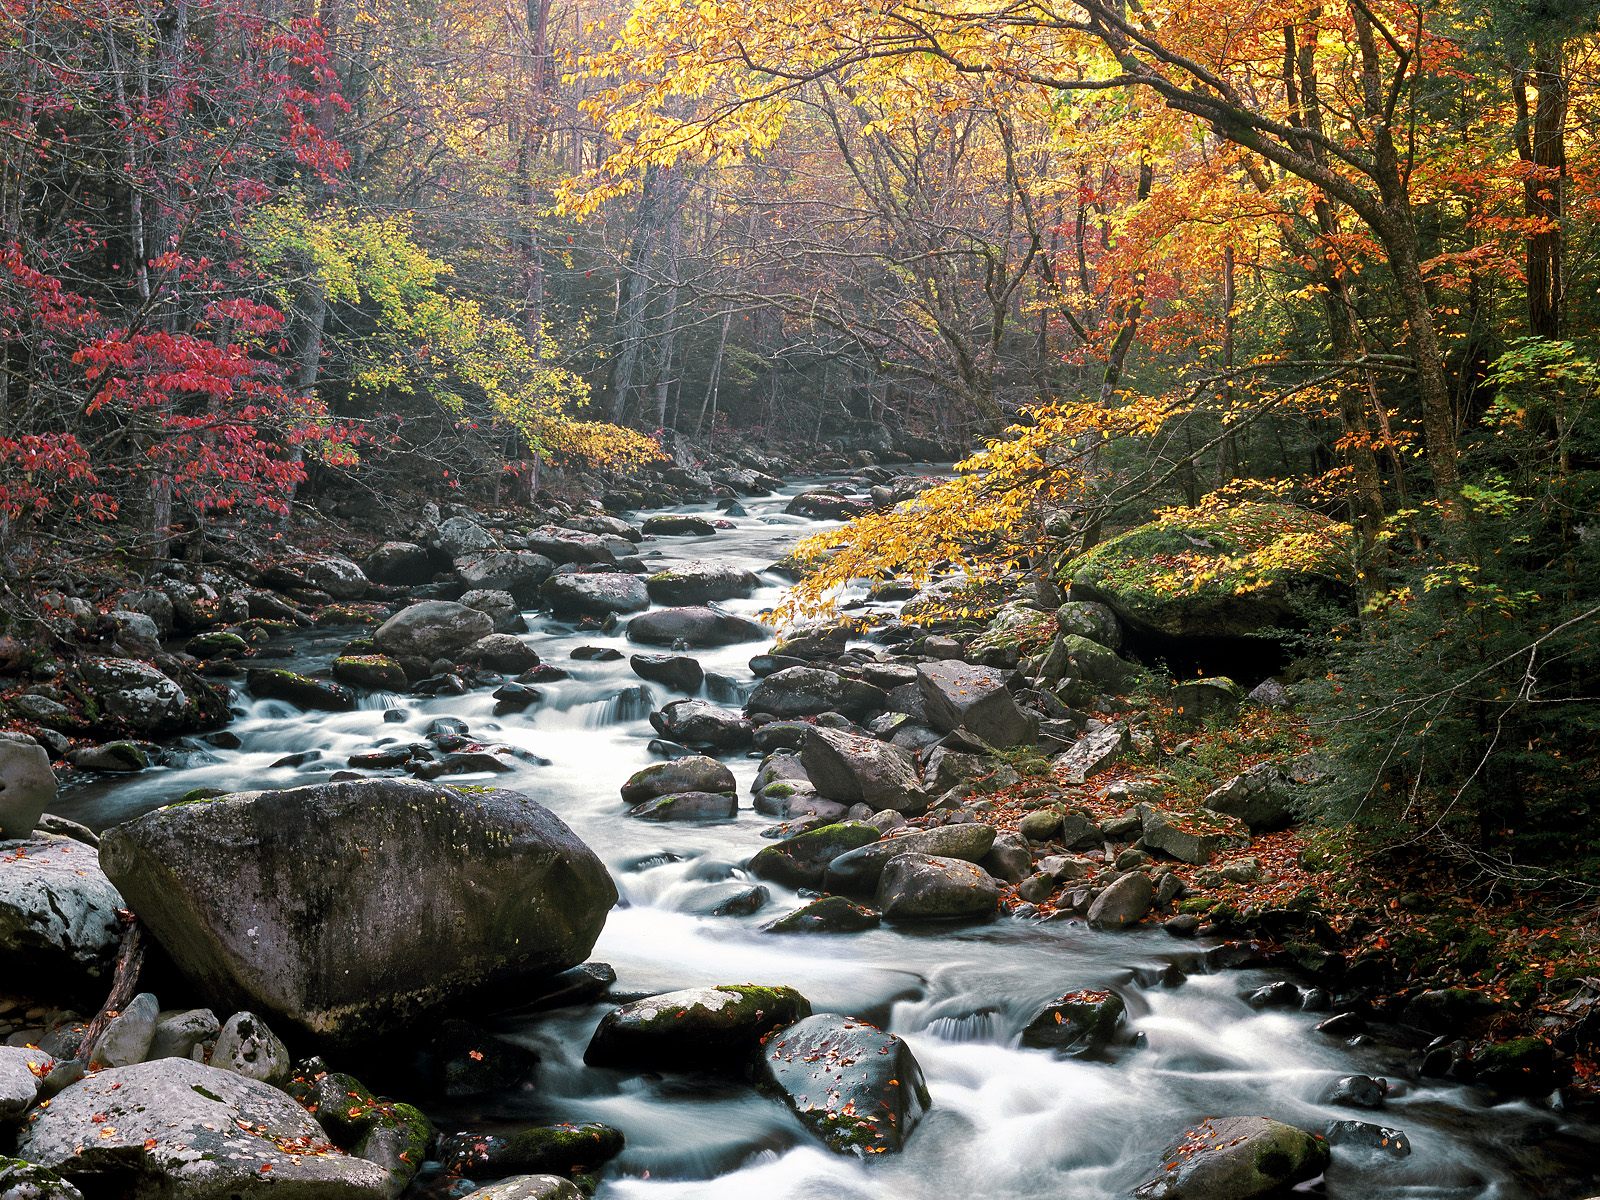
[3,473,1599,1200]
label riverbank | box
[2,468,1598,1199]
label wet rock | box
[525,526,619,566]
[1323,1120,1411,1158]
[211,1012,290,1087]
[1019,989,1125,1056]
[332,655,408,691]
[823,824,996,895]
[680,882,770,917]
[641,514,718,537]
[248,668,356,712]
[801,727,926,813]
[465,1177,583,1200]
[627,606,768,647]
[585,984,811,1073]
[439,1123,622,1181]
[464,634,541,673]
[747,667,888,721]
[876,854,1000,921]
[425,1018,540,1098]
[645,561,758,605]
[186,630,250,659]
[752,719,811,751]
[1171,676,1246,724]
[1203,763,1295,832]
[627,792,738,822]
[363,542,434,586]
[373,600,494,662]
[98,778,617,1046]
[1473,1035,1569,1094]
[757,1014,930,1154]
[1324,1074,1387,1108]
[0,735,54,839]
[1133,1116,1330,1200]
[17,1058,391,1198]
[1404,987,1498,1035]
[629,654,704,692]
[541,573,650,618]
[649,699,753,750]
[747,822,881,889]
[77,657,191,736]
[1086,871,1153,929]
[460,588,525,634]
[0,834,124,1004]
[785,490,868,520]
[763,896,881,934]
[621,756,736,803]
[1140,807,1250,866]
[916,662,1034,748]
[455,550,555,604]
[301,555,370,601]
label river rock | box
[824,824,996,894]
[876,854,1000,921]
[106,609,162,657]
[644,561,758,605]
[629,653,704,692]
[1133,1116,1330,1199]
[456,550,555,604]
[1086,870,1153,929]
[627,791,738,821]
[747,822,880,889]
[436,516,497,557]
[98,778,617,1046]
[541,572,650,618]
[247,668,356,712]
[16,1058,391,1198]
[785,491,867,520]
[764,895,881,934]
[1203,763,1295,832]
[627,606,768,647]
[459,588,524,634]
[916,662,1035,747]
[757,1014,930,1153]
[641,513,718,536]
[373,601,494,662]
[0,834,124,1003]
[747,667,888,721]
[800,727,925,813]
[0,1045,51,1120]
[585,984,811,1073]
[438,1123,623,1179]
[77,657,192,736]
[1019,989,1125,1056]
[621,756,736,803]
[148,1007,221,1061]
[0,734,54,838]
[363,542,434,586]
[525,526,618,566]
[465,1178,583,1200]
[649,699,752,750]
[210,1012,290,1087]
[0,1157,83,1198]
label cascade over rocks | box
[98,778,617,1046]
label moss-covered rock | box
[1134,1116,1329,1199]
[439,1123,623,1179]
[585,984,811,1072]
[1063,504,1348,642]
[246,667,357,712]
[746,822,881,889]
[332,654,408,691]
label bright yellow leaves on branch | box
[247,199,662,469]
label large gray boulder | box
[1086,871,1153,929]
[98,779,617,1046]
[824,824,996,894]
[620,756,735,803]
[627,606,768,648]
[455,550,555,604]
[436,516,497,557]
[1134,1116,1330,1199]
[525,526,617,566]
[541,572,650,618]
[585,984,811,1073]
[1204,763,1295,831]
[0,1045,51,1121]
[649,699,752,750]
[876,854,1000,921]
[916,662,1035,747]
[800,727,926,813]
[0,834,124,1003]
[645,561,759,605]
[747,667,888,721]
[301,555,370,600]
[363,541,433,586]
[756,1014,930,1153]
[0,734,55,838]
[466,1179,582,1200]
[77,657,191,736]
[373,601,494,662]
[16,1058,391,1199]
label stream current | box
[55,475,1600,1200]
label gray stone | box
[373,601,494,662]
[626,606,769,647]
[541,572,650,618]
[982,833,1032,883]
[1140,807,1250,866]
[91,992,160,1067]
[800,727,926,813]
[455,550,554,604]
[0,1045,52,1120]
[1054,724,1127,785]
[362,542,433,586]
[747,822,880,889]
[148,1008,220,1061]
[649,700,752,750]
[585,984,811,1073]
[1204,763,1295,831]
[460,588,523,634]
[747,667,887,721]
[1056,601,1122,649]
[77,657,190,736]
[98,779,616,1046]
[301,556,369,600]
[525,526,617,565]
[0,834,124,1003]
[436,516,497,557]
[210,1012,289,1087]
[465,1178,583,1200]
[916,662,1035,747]
[621,756,735,803]
[17,1058,391,1198]
[247,669,355,712]
[106,610,162,657]
[68,740,151,773]
[645,561,759,605]
[463,634,541,673]
[0,1156,82,1198]
[627,791,738,821]
[0,736,54,839]
[823,824,996,894]
[1087,871,1153,929]
[1133,1116,1330,1199]
[1171,676,1246,724]
[1020,989,1125,1056]
[876,854,1000,921]
[630,654,704,692]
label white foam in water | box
[55,476,1600,1199]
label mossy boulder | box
[764,896,881,934]
[584,984,811,1073]
[1134,1116,1329,1199]
[1063,504,1348,642]
[439,1123,623,1180]
[747,822,881,889]
[247,668,357,712]
[332,655,407,691]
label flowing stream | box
[54,476,1600,1200]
